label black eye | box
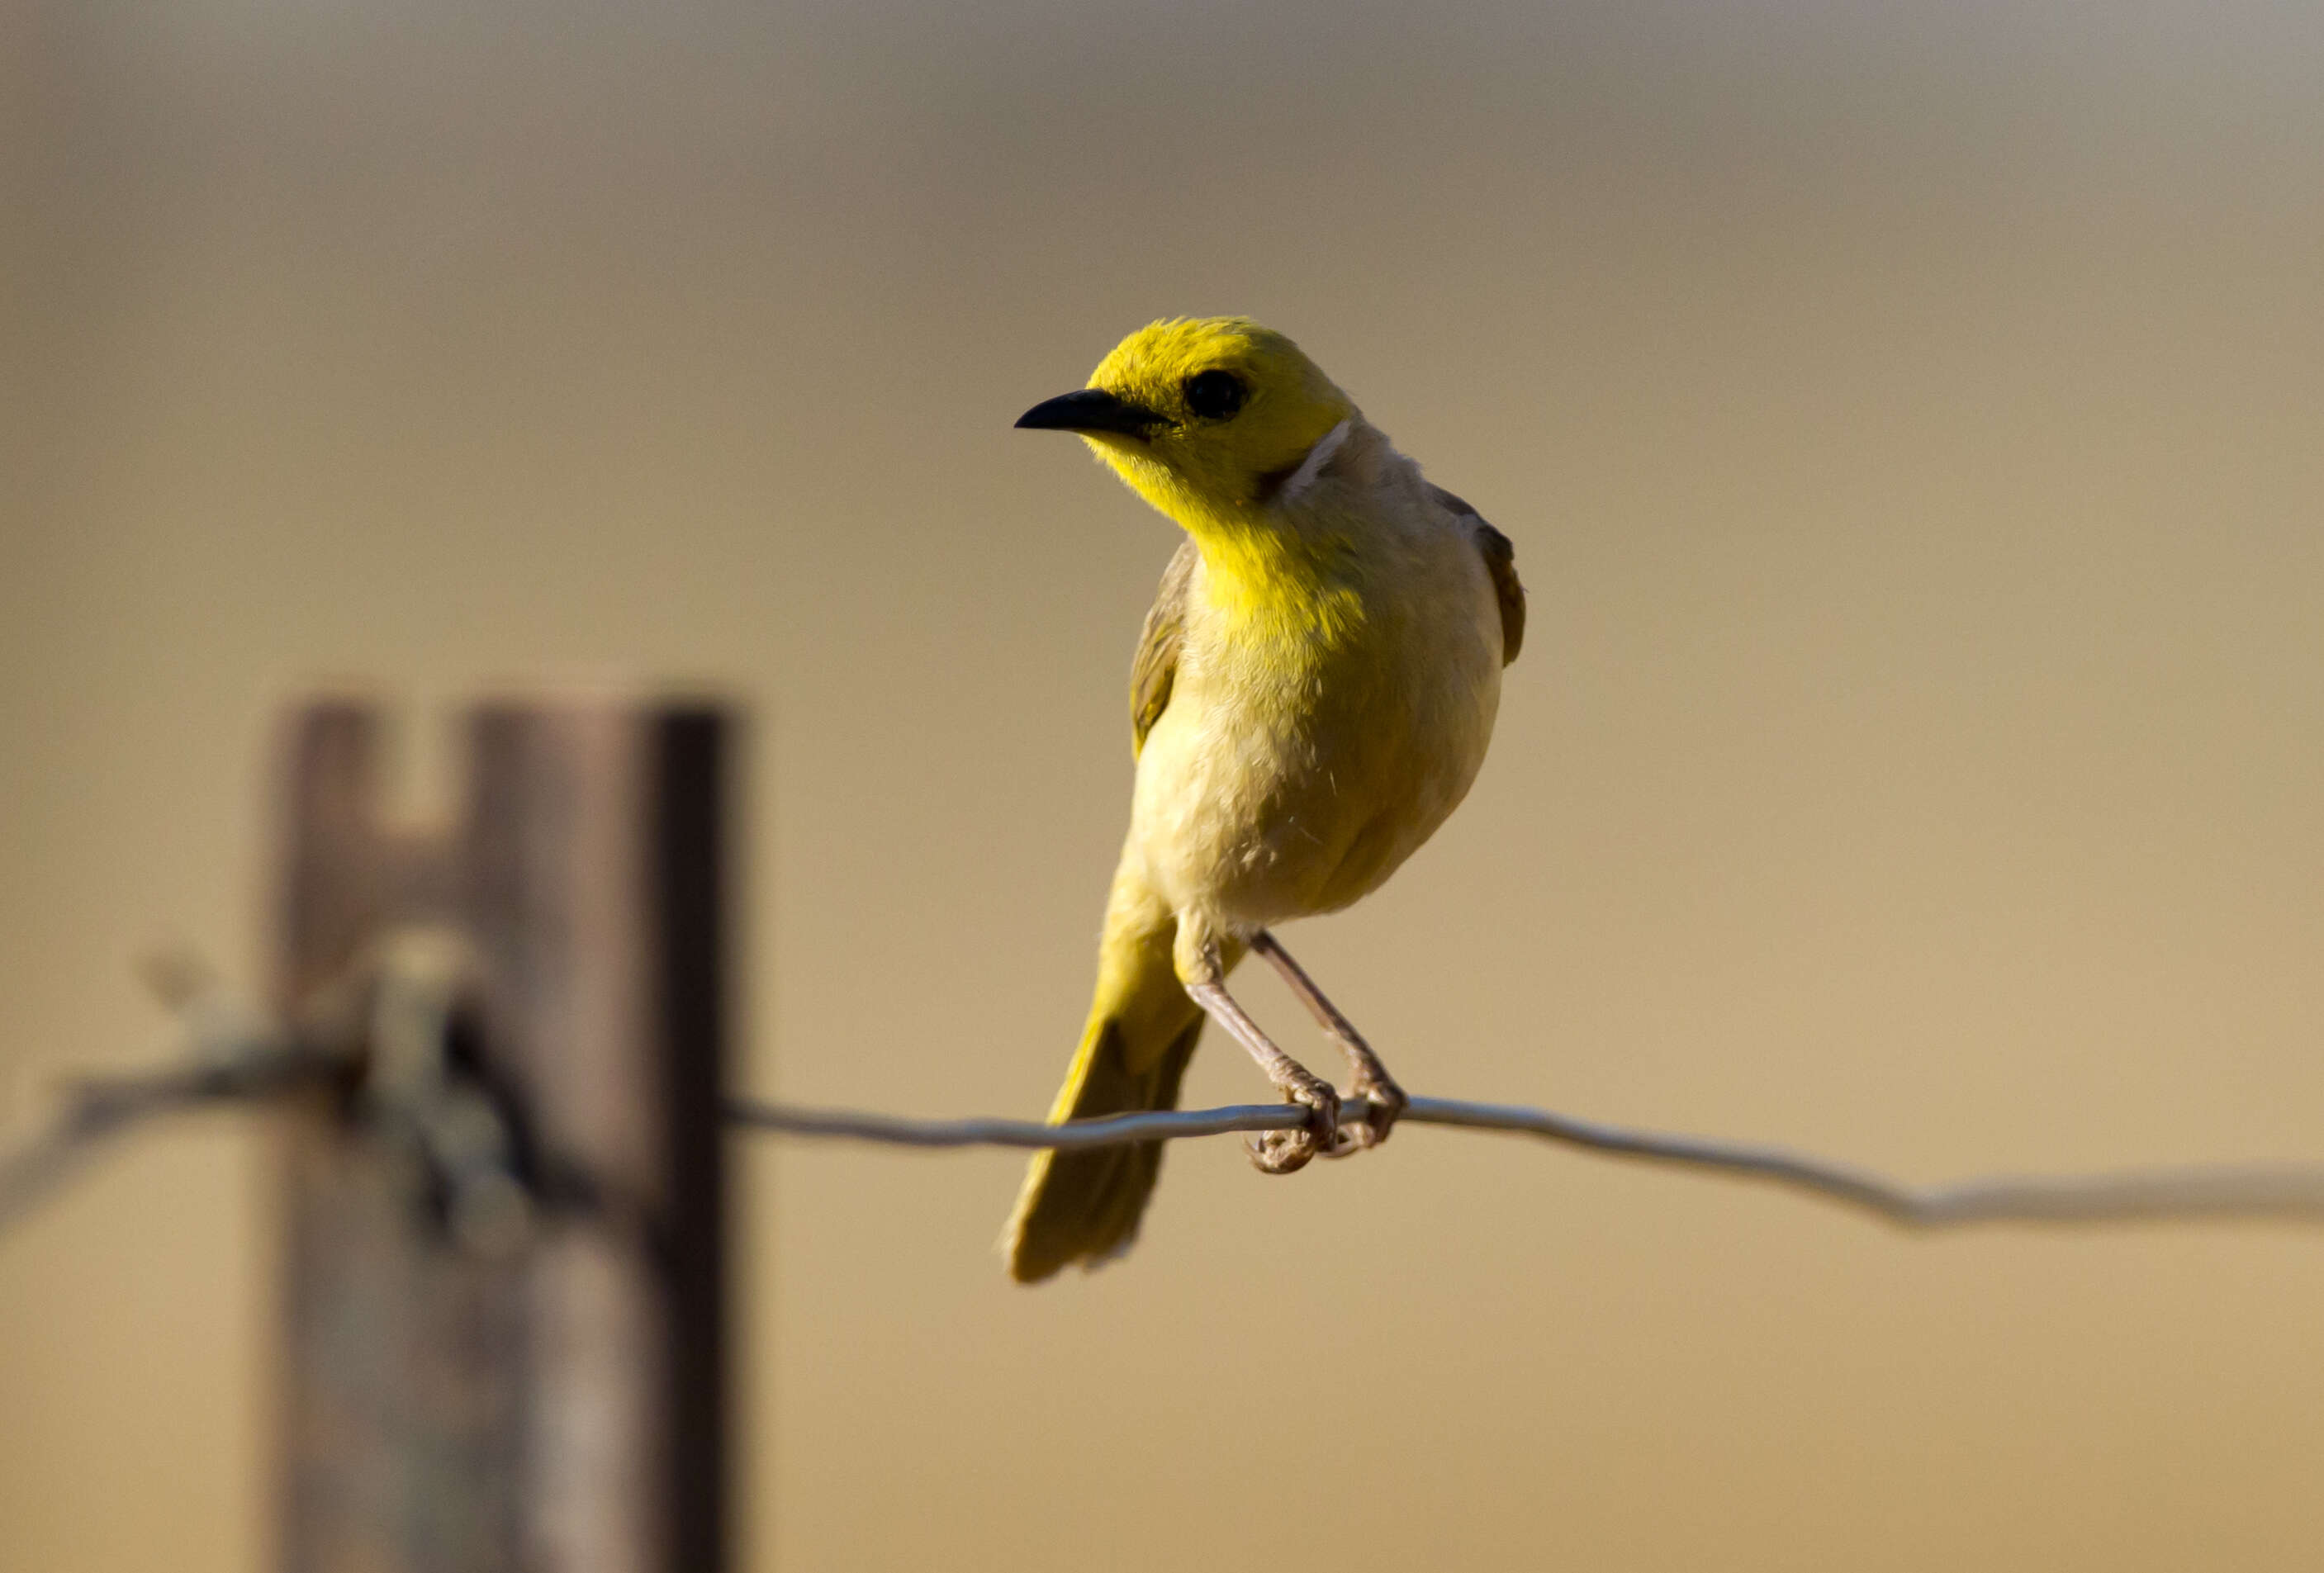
[1183,369,1247,421]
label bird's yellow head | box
[1016,317,1356,528]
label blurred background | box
[6,0,2323,1567]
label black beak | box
[1014,387,1163,438]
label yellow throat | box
[1016,315,1365,637]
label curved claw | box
[1320,1079,1408,1157]
[1356,1075,1410,1148]
[1245,1078,1340,1175]
[1245,1127,1318,1173]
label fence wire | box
[12,1021,2324,1239]
[729,1093,2324,1229]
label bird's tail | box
[1003,897,1208,1283]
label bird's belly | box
[1129,626,1501,929]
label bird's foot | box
[1323,1065,1408,1157]
[1246,1070,1341,1175]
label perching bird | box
[1003,317,1524,1282]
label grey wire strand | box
[10,1030,2324,1240]
[0,1040,336,1236]
[728,1093,2324,1229]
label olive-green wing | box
[1131,538,1198,755]
[1428,484,1525,665]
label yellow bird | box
[1003,317,1524,1282]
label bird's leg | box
[1250,930,1407,1152]
[1181,972,1342,1176]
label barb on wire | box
[728,1093,2324,1229]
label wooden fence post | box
[273,697,731,1573]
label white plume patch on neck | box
[1274,418,1354,508]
